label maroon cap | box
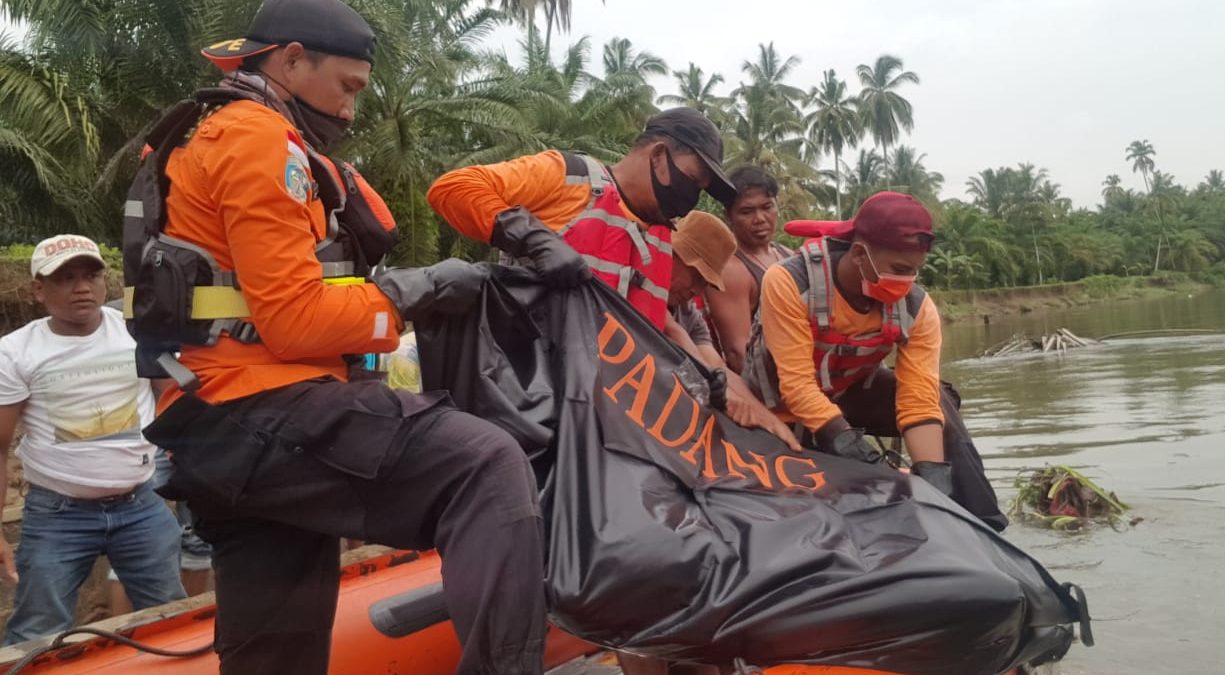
[784,191,933,251]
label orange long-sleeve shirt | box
[427,150,648,240]
[759,263,944,434]
[161,100,400,408]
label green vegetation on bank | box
[930,272,1215,321]
[3,0,1224,289]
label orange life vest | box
[558,154,673,330]
[742,236,925,408]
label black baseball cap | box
[201,0,376,72]
[643,108,737,206]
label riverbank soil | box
[930,276,1207,324]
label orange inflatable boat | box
[0,547,927,675]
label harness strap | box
[579,154,607,195]
[815,342,893,357]
[156,352,200,392]
[320,261,356,277]
[804,241,832,331]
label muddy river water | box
[941,289,1225,673]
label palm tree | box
[855,54,919,165]
[346,0,522,264]
[1102,174,1124,201]
[724,43,805,169]
[1038,180,1071,217]
[965,168,1008,219]
[591,37,667,134]
[842,149,885,214]
[805,69,861,216]
[1125,139,1169,272]
[966,164,1052,283]
[494,0,580,53]
[1197,169,1224,194]
[1126,139,1156,192]
[927,248,983,290]
[736,42,804,104]
[657,63,725,116]
[883,145,943,202]
[0,38,104,240]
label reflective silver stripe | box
[641,230,673,256]
[124,200,144,218]
[573,208,641,235]
[818,351,834,392]
[564,175,589,185]
[320,261,355,277]
[616,267,634,295]
[622,219,652,266]
[579,254,624,276]
[570,207,654,265]
[637,276,668,302]
[579,255,667,301]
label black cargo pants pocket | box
[278,381,446,481]
[143,394,269,506]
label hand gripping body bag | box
[415,266,1092,675]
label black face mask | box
[288,97,351,150]
[651,148,702,222]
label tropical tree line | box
[3,0,1223,290]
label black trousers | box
[833,368,1009,532]
[147,379,547,675]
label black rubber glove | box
[708,367,728,411]
[811,418,885,464]
[912,461,955,497]
[491,206,591,288]
[373,259,490,321]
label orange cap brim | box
[200,38,278,72]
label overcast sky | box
[5,1,1221,209]
[485,0,1225,209]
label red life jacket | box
[742,236,926,408]
[558,153,673,330]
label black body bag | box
[416,266,1091,675]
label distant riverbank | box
[0,252,1215,335]
[930,274,1214,324]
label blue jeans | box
[2,482,186,645]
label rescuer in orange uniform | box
[426,112,798,447]
[426,108,736,331]
[744,192,1006,530]
[128,1,547,673]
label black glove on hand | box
[911,461,955,497]
[812,421,885,464]
[373,259,490,321]
[491,206,591,288]
[708,367,728,411]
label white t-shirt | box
[0,307,156,497]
